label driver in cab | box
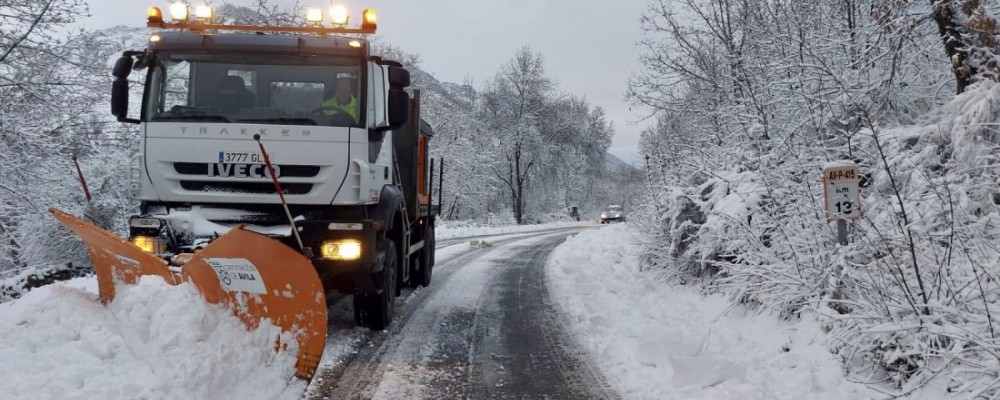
[321,75,358,122]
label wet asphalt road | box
[304,229,617,400]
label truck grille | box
[173,163,321,177]
[179,181,313,195]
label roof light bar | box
[146,21,376,35]
[168,2,188,21]
[305,7,323,23]
[330,5,349,26]
[145,3,377,34]
[361,8,376,30]
[147,6,163,23]
[194,4,213,21]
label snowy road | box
[304,228,616,399]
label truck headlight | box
[320,239,362,261]
[132,236,166,254]
[601,212,607,218]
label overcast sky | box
[81,0,652,164]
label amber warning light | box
[147,6,163,23]
[362,8,376,30]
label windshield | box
[144,53,362,127]
[607,206,623,212]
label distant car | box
[600,205,625,224]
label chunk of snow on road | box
[0,276,305,400]
[546,224,878,400]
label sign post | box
[823,162,862,245]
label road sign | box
[823,162,861,221]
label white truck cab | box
[126,32,399,207]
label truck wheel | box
[412,223,434,287]
[355,240,397,331]
[395,227,406,297]
[408,256,424,288]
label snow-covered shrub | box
[639,76,1000,399]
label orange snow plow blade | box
[49,209,327,379]
[49,209,177,302]
[179,228,327,379]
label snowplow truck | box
[50,5,441,380]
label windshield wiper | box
[237,117,317,126]
[153,114,231,122]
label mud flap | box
[49,209,327,380]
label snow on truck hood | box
[0,276,305,400]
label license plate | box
[218,151,266,163]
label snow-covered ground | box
[0,221,577,400]
[0,222,889,399]
[0,276,305,400]
[546,224,879,400]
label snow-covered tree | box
[0,0,131,273]
[476,47,552,224]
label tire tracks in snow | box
[303,229,598,399]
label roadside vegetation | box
[630,0,1000,396]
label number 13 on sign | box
[823,162,862,221]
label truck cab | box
[110,6,439,330]
[128,32,398,207]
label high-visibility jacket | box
[322,96,358,121]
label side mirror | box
[111,79,130,120]
[386,88,409,129]
[112,56,134,79]
[111,55,138,123]
[387,66,410,88]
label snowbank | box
[0,276,305,400]
[436,219,584,239]
[546,224,877,399]
[0,263,92,303]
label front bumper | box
[129,216,385,295]
[294,220,383,295]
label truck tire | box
[411,222,434,287]
[420,222,434,286]
[407,255,423,289]
[354,240,397,331]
